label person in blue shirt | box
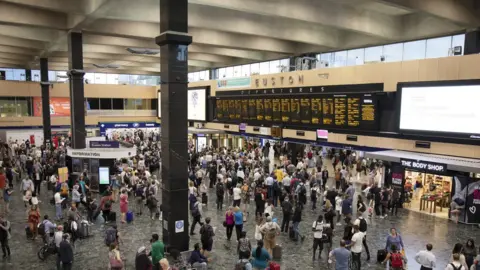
[233,207,244,241]
[189,243,209,270]
[251,240,271,270]
[341,194,353,220]
[41,215,56,244]
[329,239,351,270]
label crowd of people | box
[0,136,479,270]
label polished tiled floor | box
[2,175,479,270]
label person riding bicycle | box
[38,215,56,244]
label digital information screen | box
[99,167,110,185]
[187,89,206,121]
[311,98,322,124]
[248,99,256,120]
[334,96,347,126]
[272,99,281,122]
[322,97,334,125]
[216,99,223,120]
[300,98,311,124]
[281,98,291,122]
[400,85,480,135]
[216,93,377,130]
[256,99,264,121]
[291,98,300,123]
[264,99,273,121]
[235,99,242,120]
[228,100,235,120]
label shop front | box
[367,150,480,224]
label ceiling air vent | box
[126,48,160,55]
[93,64,120,69]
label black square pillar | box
[67,31,86,149]
[40,58,51,147]
[156,0,192,252]
[464,29,480,55]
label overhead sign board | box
[400,158,447,174]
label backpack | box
[216,183,225,196]
[191,203,200,217]
[390,252,403,268]
[200,224,212,242]
[135,186,144,197]
[105,228,117,246]
[38,220,46,236]
[273,182,281,194]
[300,185,306,196]
[235,260,248,270]
[449,264,463,270]
[358,218,367,233]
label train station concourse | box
[0,0,479,270]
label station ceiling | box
[0,0,478,75]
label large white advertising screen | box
[399,85,480,135]
[188,89,206,121]
[99,167,110,185]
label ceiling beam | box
[0,45,39,55]
[86,19,298,54]
[0,1,67,29]
[0,52,32,61]
[0,0,86,14]
[379,0,480,26]
[189,0,401,40]
[0,25,66,42]
[0,35,46,49]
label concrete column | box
[40,58,51,147]
[464,29,480,55]
[67,31,86,149]
[156,0,192,252]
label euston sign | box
[400,158,447,173]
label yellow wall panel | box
[437,57,460,81]
[418,58,439,81]
[457,54,480,80]
[381,62,403,92]
[245,126,271,136]
[400,60,420,82]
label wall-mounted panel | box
[282,128,316,141]
[204,122,239,132]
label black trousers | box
[351,251,361,270]
[226,225,234,240]
[420,266,433,270]
[374,203,381,216]
[190,215,203,234]
[281,213,291,232]
[217,197,223,210]
[312,238,324,257]
[34,180,42,194]
[0,239,10,256]
[362,235,370,259]
[391,200,399,216]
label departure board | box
[322,97,334,125]
[228,100,236,120]
[241,100,248,120]
[222,100,229,120]
[248,99,256,120]
[281,98,291,122]
[334,96,347,126]
[216,99,223,119]
[264,99,273,121]
[215,92,378,130]
[235,99,242,120]
[300,98,311,124]
[347,96,361,127]
[272,98,281,122]
[256,99,264,121]
[311,98,322,124]
[361,94,376,129]
[291,98,301,123]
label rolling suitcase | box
[288,225,296,240]
[272,244,282,260]
[268,261,280,270]
[78,221,90,239]
[377,249,387,263]
[126,211,134,223]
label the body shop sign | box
[400,159,447,174]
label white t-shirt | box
[233,187,242,200]
[335,197,343,212]
[312,221,329,239]
[264,204,273,217]
[351,232,365,253]
[54,231,64,248]
[265,176,273,186]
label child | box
[4,188,13,214]
[335,193,343,226]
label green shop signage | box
[217,77,251,89]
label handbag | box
[223,221,227,227]
[109,252,124,269]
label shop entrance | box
[404,169,452,219]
